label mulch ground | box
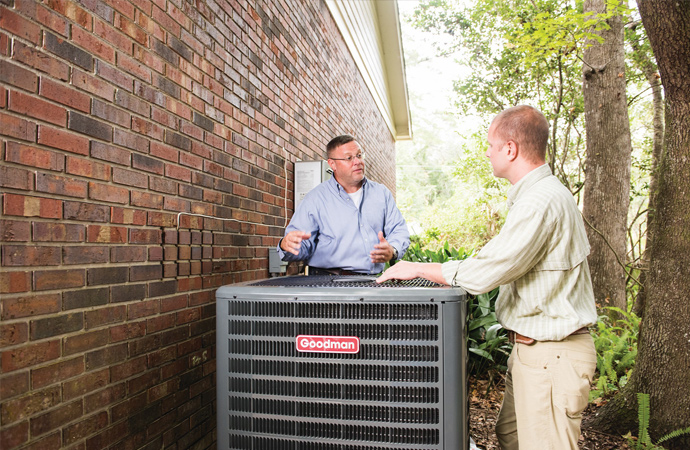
[469,376,632,450]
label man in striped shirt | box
[377,105,597,449]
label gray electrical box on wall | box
[294,160,331,210]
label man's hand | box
[370,231,395,263]
[376,261,447,285]
[280,230,311,255]
[376,261,420,283]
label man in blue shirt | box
[277,135,410,275]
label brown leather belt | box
[507,326,590,345]
[307,267,369,276]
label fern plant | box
[590,306,639,400]
[626,393,690,449]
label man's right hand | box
[280,230,311,255]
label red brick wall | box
[0,0,398,448]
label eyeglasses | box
[329,153,365,163]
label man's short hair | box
[327,134,357,158]
[493,105,549,163]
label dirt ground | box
[469,376,632,450]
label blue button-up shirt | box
[278,176,410,274]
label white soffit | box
[326,0,412,140]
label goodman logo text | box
[295,335,360,354]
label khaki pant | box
[495,334,596,450]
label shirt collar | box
[330,175,368,193]
[506,164,552,208]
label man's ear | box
[327,158,337,173]
[505,140,518,161]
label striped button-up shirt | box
[441,164,597,341]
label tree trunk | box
[586,2,690,448]
[582,0,632,315]
[629,22,664,317]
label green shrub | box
[590,307,640,401]
[402,237,510,377]
[626,392,690,449]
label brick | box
[84,305,126,330]
[111,245,147,263]
[110,355,147,382]
[149,179,177,201]
[36,173,88,198]
[5,141,65,172]
[36,125,87,156]
[84,383,126,413]
[0,386,61,425]
[0,220,31,242]
[0,8,41,44]
[0,371,29,400]
[1,293,60,320]
[30,313,83,340]
[129,229,161,244]
[0,165,33,190]
[0,321,28,346]
[72,68,115,101]
[192,111,214,132]
[117,52,151,82]
[33,222,86,242]
[94,16,133,54]
[30,399,83,436]
[1,340,60,372]
[88,182,128,204]
[62,368,108,400]
[9,90,66,126]
[132,153,164,174]
[34,269,84,291]
[31,356,84,389]
[165,164,192,182]
[92,98,130,127]
[109,321,145,342]
[91,141,131,166]
[63,246,109,265]
[0,59,38,92]
[39,77,90,112]
[45,0,93,30]
[63,328,109,357]
[112,167,147,188]
[2,245,61,266]
[87,225,127,243]
[44,31,94,71]
[66,156,110,181]
[3,194,61,219]
[72,24,115,63]
[127,370,159,396]
[0,420,28,449]
[87,266,128,285]
[63,411,108,445]
[164,131,191,151]
[150,141,178,162]
[36,3,70,37]
[115,87,151,117]
[131,116,164,139]
[127,300,160,320]
[111,283,146,303]
[67,111,113,141]
[130,264,162,281]
[0,111,37,141]
[113,128,149,153]
[63,201,109,222]
[63,287,109,310]
[128,333,161,357]
[110,207,146,225]
[148,246,163,261]
[130,191,163,209]
[85,343,127,371]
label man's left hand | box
[370,231,394,263]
